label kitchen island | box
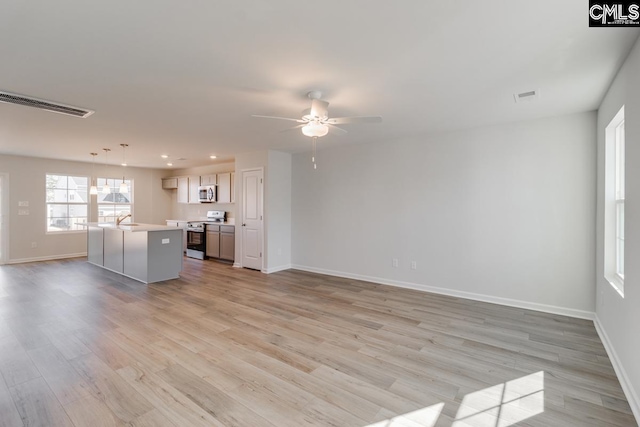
[84,223,183,284]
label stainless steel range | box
[186,222,206,259]
[205,210,225,223]
[185,211,226,259]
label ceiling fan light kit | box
[252,90,381,138]
[252,90,382,169]
[302,122,329,137]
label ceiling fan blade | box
[279,124,306,133]
[252,115,305,123]
[310,99,329,119]
[326,116,382,125]
[326,123,348,135]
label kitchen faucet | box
[116,213,132,225]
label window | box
[604,106,625,296]
[97,178,133,223]
[46,174,88,232]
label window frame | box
[604,106,625,297]
[45,174,89,234]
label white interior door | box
[242,169,263,270]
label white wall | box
[266,151,292,272]
[596,35,640,420]
[0,154,171,263]
[166,162,236,221]
[292,112,596,317]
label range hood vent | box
[0,91,94,118]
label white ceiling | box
[0,1,638,169]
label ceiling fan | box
[252,91,382,138]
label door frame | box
[0,173,9,265]
[239,167,264,271]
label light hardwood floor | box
[0,257,636,427]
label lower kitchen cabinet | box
[205,224,234,261]
[220,226,235,261]
[206,228,220,258]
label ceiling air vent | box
[513,89,540,104]
[0,91,94,118]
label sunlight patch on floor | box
[367,402,445,427]
[366,371,544,427]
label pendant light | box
[102,148,111,194]
[119,144,129,194]
[89,152,98,195]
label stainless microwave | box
[198,185,216,203]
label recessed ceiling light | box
[210,155,217,159]
[161,155,168,159]
[167,162,173,166]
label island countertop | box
[82,223,179,232]
[85,223,183,283]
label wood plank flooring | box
[0,257,636,426]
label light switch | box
[18,201,29,207]
[18,209,29,215]
[162,238,170,244]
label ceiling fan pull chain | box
[312,136,317,169]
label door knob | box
[242,223,246,226]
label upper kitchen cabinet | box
[231,172,235,203]
[201,174,217,186]
[176,177,189,203]
[175,176,200,204]
[217,172,231,203]
[188,175,200,204]
[165,171,235,204]
[162,178,178,189]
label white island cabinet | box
[85,223,183,284]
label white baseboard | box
[290,264,595,320]
[8,252,87,265]
[594,315,640,423]
[232,263,242,268]
[263,264,292,274]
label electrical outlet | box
[392,258,399,268]
[31,242,37,248]
[411,261,417,270]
